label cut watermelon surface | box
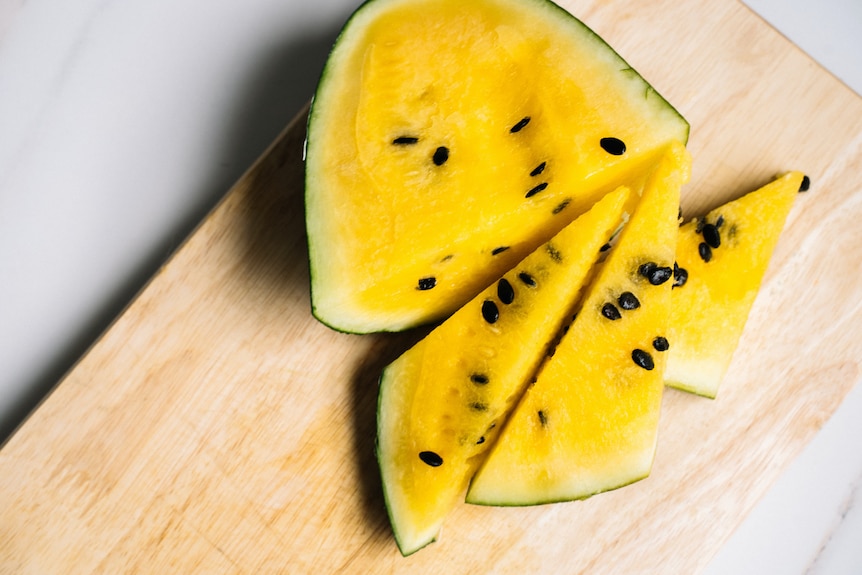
[305,0,689,333]
[377,187,630,555]
[467,143,689,506]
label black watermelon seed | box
[702,223,721,249]
[518,272,536,287]
[652,336,670,352]
[618,291,641,310]
[470,402,489,412]
[652,266,673,285]
[640,262,672,285]
[799,175,811,192]
[525,182,549,198]
[416,277,436,290]
[510,116,531,133]
[601,302,622,320]
[432,146,449,166]
[491,246,509,255]
[552,199,571,214]
[482,300,500,324]
[673,263,688,288]
[530,161,547,176]
[419,451,443,467]
[632,349,655,370]
[476,436,486,445]
[715,214,725,228]
[698,242,713,262]
[638,262,656,279]
[392,136,419,145]
[471,373,489,385]
[599,137,626,156]
[497,278,515,304]
[600,242,612,252]
[537,410,548,426]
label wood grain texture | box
[2,0,861,573]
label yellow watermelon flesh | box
[305,0,689,333]
[377,187,630,555]
[466,142,690,506]
[664,171,805,398]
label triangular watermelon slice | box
[466,142,689,505]
[377,186,630,555]
[664,171,805,398]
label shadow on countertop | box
[0,13,349,445]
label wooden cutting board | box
[2,0,861,572]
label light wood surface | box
[2,0,861,573]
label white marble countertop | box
[1,0,860,572]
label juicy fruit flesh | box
[467,143,689,505]
[664,171,803,398]
[377,188,630,555]
[306,0,689,332]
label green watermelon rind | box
[464,471,653,507]
[376,367,439,557]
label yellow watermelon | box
[466,143,689,505]
[377,187,630,555]
[305,0,689,333]
[664,172,806,398]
